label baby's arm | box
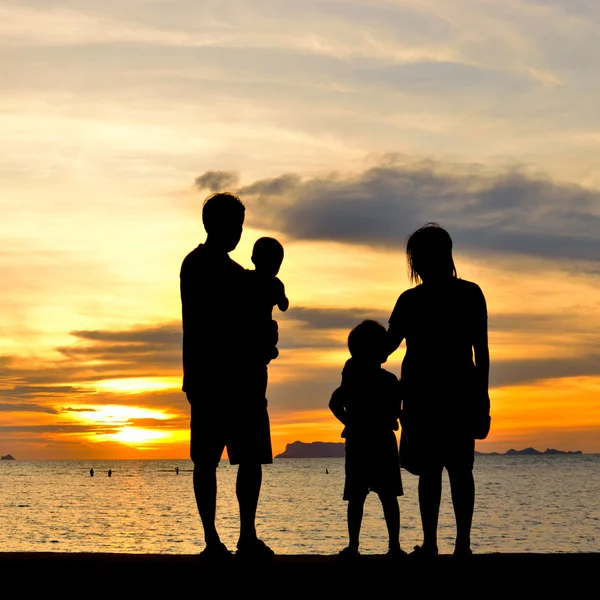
[274,277,289,312]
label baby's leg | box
[378,492,400,551]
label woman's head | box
[406,223,457,284]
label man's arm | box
[329,387,347,425]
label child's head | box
[252,237,284,276]
[347,320,388,364]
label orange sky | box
[2,1,600,459]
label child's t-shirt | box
[241,270,285,361]
[337,358,400,441]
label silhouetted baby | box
[329,320,403,559]
[245,237,289,362]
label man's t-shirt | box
[180,243,244,394]
[388,278,487,399]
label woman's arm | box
[386,293,407,357]
[386,322,404,357]
[473,287,490,403]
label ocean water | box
[0,455,598,555]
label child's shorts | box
[343,431,403,500]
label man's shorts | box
[187,365,273,468]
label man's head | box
[202,192,245,252]
[347,320,388,364]
[251,237,284,276]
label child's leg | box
[377,492,400,551]
[347,493,368,551]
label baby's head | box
[252,237,284,276]
[347,320,388,365]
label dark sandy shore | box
[2,552,598,594]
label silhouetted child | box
[329,320,404,559]
[245,237,289,362]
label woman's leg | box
[418,467,443,552]
[448,467,475,554]
[378,492,400,551]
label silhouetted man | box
[180,192,274,561]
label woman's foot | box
[236,538,275,561]
[453,546,473,558]
[384,546,407,560]
[337,546,360,560]
[198,541,233,562]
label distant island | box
[1,454,15,461]
[276,442,345,459]
[275,442,582,459]
[476,447,583,456]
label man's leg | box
[193,462,221,547]
[233,364,273,556]
[189,397,229,555]
[236,461,262,544]
[347,493,368,552]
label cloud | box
[235,156,600,265]
[194,170,239,192]
[0,403,59,414]
[491,355,600,387]
[283,307,389,330]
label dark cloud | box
[0,403,59,414]
[237,157,600,264]
[194,170,239,192]
[63,407,97,413]
[72,325,181,345]
[284,307,389,330]
[240,174,301,196]
[0,425,119,434]
[0,385,89,399]
[491,355,600,387]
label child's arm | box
[329,387,347,425]
[274,277,289,312]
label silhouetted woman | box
[387,223,490,557]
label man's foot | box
[236,538,275,561]
[198,541,233,562]
[336,546,360,560]
[408,544,438,558]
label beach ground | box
[2,552,597,595]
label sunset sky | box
[1,0,600,459]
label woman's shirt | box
[388,278,487,398]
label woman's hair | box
[406,222,457,284]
